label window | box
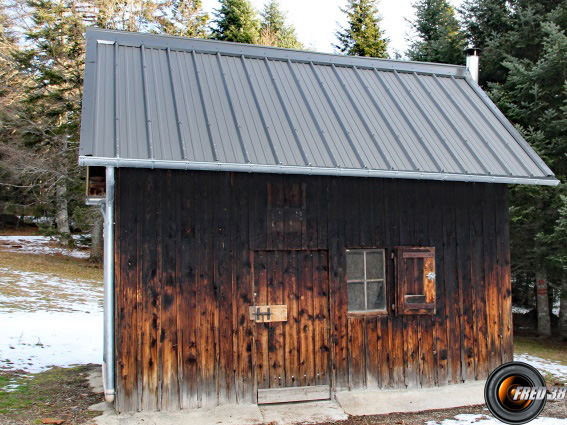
[346,249,386,313]
[394,246,436,315]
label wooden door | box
[252,250,331,404]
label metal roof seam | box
[431,74,512,176]
[373,69,442,172]
[308,62,366,169]
[352,67,418,170]
[140,46,155,159]
[190,50,219,162]
[286,59,339,167]
[449,76,534,177]
[463,78,554,177]
[331,64,392,170]
[166,48,188,160]
[215,52,251,164]
[393,71,466,174]
[411,72,489,175]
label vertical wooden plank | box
[483,184,500,373]
[254,250,269,390]
[496,185,513,363]
[348,318,366,389]
[377,317,389,388]
[178,171,199,409]
[139,171,160,410]
[268,251,285,388]
[470,183,488,379]
[317,177,329,250]
[284,181,303,249]
[215,173,235,404]
[384,180,403,388]
[428,182,449,386]
[304,178,318,249]
[196,172,217,407]
[268,178,285,250]
[442,183,461,384]
[250,174,268,250]
[159,171,179,410]
[233,174,254,404]
[283,251,300,387]
[399,180,419,389]
[298,251,315,386]
[365,317,380,389]
[455,183,474,382]
[329,178,348,390]
[359,179,374,247]
[313,251,330,386]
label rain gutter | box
[79,156,559,187]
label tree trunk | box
[90,210,104,263]
[55,178,71,246]
[559,274,567,341]
[536,269,551,337]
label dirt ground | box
[0,365,103,425]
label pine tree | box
[406,0,466,64]
[334,0,388,58]
[259,0,302,49]
[154,0,209,38]
[211,0,260,44]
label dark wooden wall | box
[113,168,512,412]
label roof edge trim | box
[79,156,560,186]
[85,28,468,78]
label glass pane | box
[367,281,386,310]
[346,251,364,281]
[366,250,385,280]
[347,282,366,311]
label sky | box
[200,0,464,57]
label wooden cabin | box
[79,29,558,413]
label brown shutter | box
[394,247,436,315]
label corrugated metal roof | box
[79,28,558,186]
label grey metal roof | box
[79,28,558,186]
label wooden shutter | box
[394,247,436,315]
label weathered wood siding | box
[114,169,512,412]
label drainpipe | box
[464,47,481,83]
[101,167,115,403]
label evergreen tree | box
[334,0,388,58]
[259,0,302,49]
[406,0,466,64]
[154,0,209,38]
[211,0,260,44]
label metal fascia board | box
[79,156,560,186]
[85,28,467,78]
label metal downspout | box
[101,167,115,403]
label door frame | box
[250,249,332,404]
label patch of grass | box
[0,365,102,424]
[0,249,102,283]
[514,335,567,366]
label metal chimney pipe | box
[464,47,481,83]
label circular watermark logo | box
[485,362,547,424]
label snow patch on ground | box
[427,414,567,424]
[514,353,567,381]
[0,235,89,258]
[512,305,530,314]
[0,265,102,372]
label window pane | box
[367,281,386,310]
[347,282,366,311]
[366,250,385,280]
[346,251,364,281]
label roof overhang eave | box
[79,156,560,186]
